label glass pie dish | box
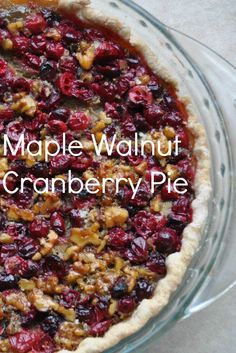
[83,0,236,352]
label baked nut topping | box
[0,2,210,353]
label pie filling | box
[0,3,195,353]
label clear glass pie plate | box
[85,0,236,352]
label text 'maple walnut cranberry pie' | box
[0,0,211,352]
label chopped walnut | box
[76,45,95,70]
[55,322,85,351]
[104,206,128,228]
[11,95,37,117]
[4,291,31,313]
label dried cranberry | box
[56,72,75,96]
[58,22,81,43]
[31,162,50,178]
[126,237,148,263]
[177,128,189,148]
[144,104,163,126]
[133,112,150,131]
[68,111,91,131]
[43,254,69,278]
[0,59,7,76]
[68,209,82,227]
[133,211,158,238]
[153,227,179,254]
[161,182,179,201]
[161,112,182,128]
[10,329,55,353]
[59,56,77,73]
[60,289,80,308]
[135,279,154,301]
[89,320,112,337]
[30,34,47,54]
[0,273,19,291]
[92,81,117,102]
[25,14,47,34]
[128,85,153,106]
[46,41,64,60]
[41,313,62,337]
[4,256,28,276]
[121,115,136,138]
[95,41,123,61]
[24,53,41,70]
[146,253,166,275]
[145,166,163,183]
[29,217,49,238]
[15,187,33,208]
[107,228,132,250]
[49,107,71,122]
[0,244,17,265]
[77,305,94,324]
[118,297,136,314]
[48,119,67,134]
[50,154,71,173]
[71,151,92,171]
[0,108,14,121]
[12,36,30,54]
[18,239,39,259]
[129,181,151,207]
[111,278,128,299]
[50,211,65,235]
[127,154,143,167]
[40,60,57,81]
[6,121,25,142]
[178,159,195,182]
[12,78,30,93]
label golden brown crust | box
[57,1,211,352]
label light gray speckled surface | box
[133,1,236,352]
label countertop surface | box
[133,1,236,353]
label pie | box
[0,0,211,352]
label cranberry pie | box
[0,0,211,352]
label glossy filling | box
[0,4,195,352]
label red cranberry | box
[127,154,143,167]
[0,274,19,291]
[161,182,179,201]
[118,297,136,314]
[0,59,7,76]
[29,217,49,238]
[145,166,163,183]
[60,288,80,308]
[18,239,39,259]
[135,279,154,301]
[30,34,47,54]
[105,102,124,120]
[56,72,75,96]
[25,14,47,34]
[92,81,117,102]
[111,278,128,299]
[12,78,30,93]
[178,159,195,182]
[128,85,153,106]
[133,211,158,238]
[68,111,91,131]
[129,181,151,207]
[108,228,132,250]
[68,209,82,227]
[146,253,167,275]
[126,237,148,263]
[0,244,17,265]
[6,121,25,142]
[161,112,182,128]
[153,227,179,254]
[15,187,34,208]
[58,22,81,43]
[50,154,71,173]
[46,41,64,60]
[50,211,65,235]
[48,119,67,134]
[43,254,69,278]
[10,329,55,353]
[24,53,41,70]
[70,151,92,171]
[0,108,14,121]
[31,162,50,178]
[144,104,163,126]
[59,56,77,73]
[121,115,136,138]
[4,256,28,276]
[41,313,62,337]
[133,112,150,131]
[40,60,57,81]
[12,36,30,54]
[89,320,112,337]
[95,41,123,61]
[177,128,189,148]
[77,305,94,324]
[49,107,71,122]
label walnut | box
[0,233,13,244]
[19,279,35,291]
[55,322,84,351]
[36,275,64,294]
[28,289,55,312]
[70,223,101,249]
[4,291,30,313]
[104,206,128,228]
[7,205,34,222]
[0,158,8,178]
[11,95,37,117]
[7,21,23,33]
[46,28,62,41]
[2,38,13,50]
[163,126,176,139]
[76,45,95,70]
[134,161,148,176]
[0,339,11,352]
[165,164,180,180]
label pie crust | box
[0,1,211,352]
[52,1,211,352]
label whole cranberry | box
[12,35,30,54]
[118,297,136,314]
[92,81,117,102]
[161,182,179,201]
[121,115,136,138]
[29,217,49,238]
[153,227,179,254]
[177,159,195,182]
[129,181,151,207]
[144,104,163,126]
[4,256,28,276]
[25,14,47,34]
[0,244,17,265]
[46,41,64,60]
[43,254,69,278]
[6,121,25,142]
[30,34,47,54]
[60,289,80,308]
[107,227,132,249]
[133,211,158,238]
[68,111,91,131]
[146,253,167,275]
[111,278,128,299]
[48,119,67,134]
[40,60,57,81]
[68,209,82,227]
[12,78,30,93]
[59,56,77,73]
[161,112,182,128]
[15,187,33,208]
[41,313,62,337]
[145,166,163,183]
[89,320,112,337]
[126,237,149,263]
[77,305,94,323]
[128,85,153,106]
[18,239,40,259]
[49,107,71,122]
[70,151,92,171]
[50,211,65,235]
[135,279,154,301]
[95,41,123,61]
[177,128,189,148]
[50,154,71,173]
[56,72,75,96]
[24,53,41,70]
